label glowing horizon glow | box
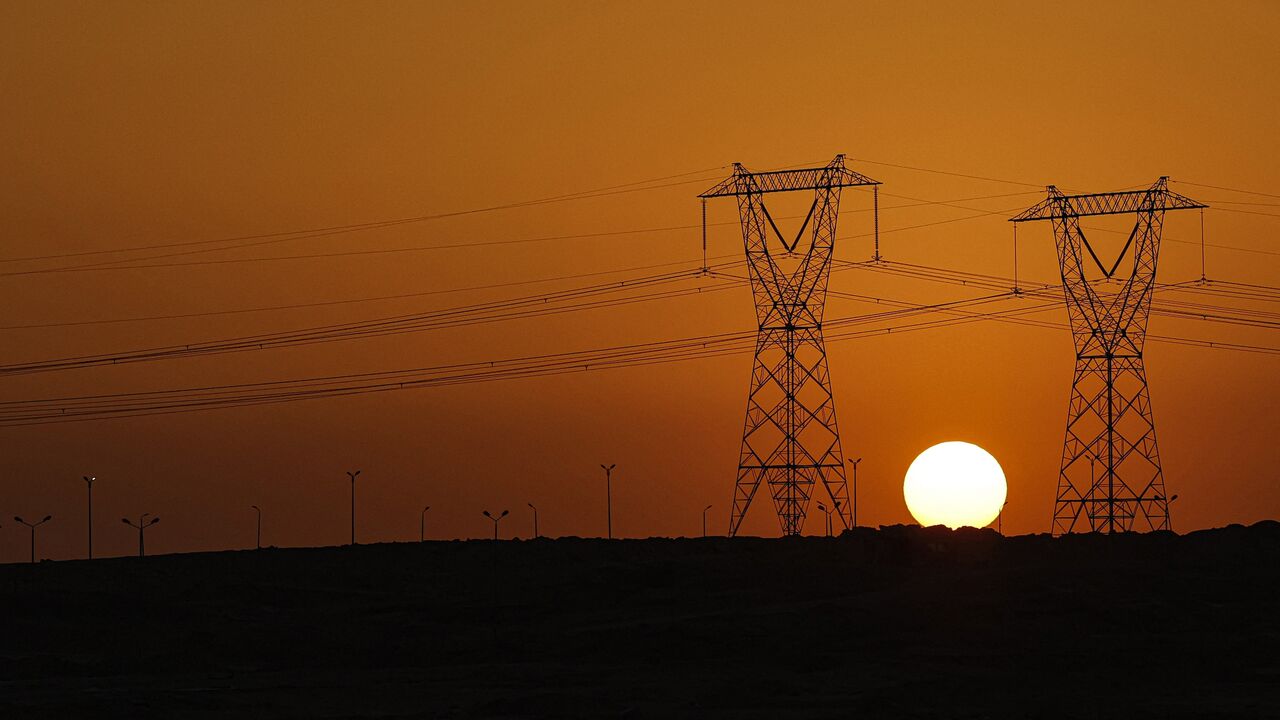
[903,441,1008,529]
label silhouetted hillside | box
[2,523,1278,719]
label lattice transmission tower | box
[700,155,880,536]
[1012,177,1206,534]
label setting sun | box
[903,442,1008,529]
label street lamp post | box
[250,505,262,549]
[121,514,160,557]
[527,503,539,539]
[1165,494,1180,531]
[1088,453,1097,524]
[998,500,1009,535]
[420,506,431,542]
[83,476,96,559]
[702,504,712,538]
[346,470,362,545]
[816,503,833,537]
[848,457,862,527]
[14,515,52,563]
[600,464,616,539]
[482,510,509,540]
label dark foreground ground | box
[2,524,1279,719]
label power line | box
[3,160,1275,426]
[1172,180,1280,200]
[0,296,1030,422]
[1078,222,1280,258]
[0,221,713,278]
[1,176,732,277]
[0,254,739,330]
[0,265,745,376]
[1202,199,1280,208]
[5,249,1274,412]
[851,158,1046,188]
[2,190,1041,278]
[5,245,1274,376]
[0,165,731,267]
[3,158,838,275]
[3,291,1273,427]
[1208,206,1280,220]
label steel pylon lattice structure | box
[1012,177,1206,535]
[701,155,880,536]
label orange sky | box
[1,1,1277,561]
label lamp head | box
[499,510,509,518]
[13,516,21,523]
[483,510,493,519]
[816,503,826,512]
[42,515,52,523]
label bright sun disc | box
[903,441,1007,529]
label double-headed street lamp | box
[420,506,431,542]
[847,457,862,527]
[14,515,52,563]
[600,463,616,539]
[1164,493,1180,530]
[122,514,160,557]
[527,503,539,539]
[482,509,509,540]
[816,503,833,537]
[346,470,362,545]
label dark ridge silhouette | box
[1,523,1278,718]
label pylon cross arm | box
[699,156,879,199]
[1010,178,1206,223]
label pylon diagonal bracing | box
[1012,178,1206,535]
[701,155,880,536]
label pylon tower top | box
[700,155,880,199]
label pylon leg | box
[1054,355,1169,533]
[728,328,851,536]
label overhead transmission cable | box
[3,190,1042,278]
[2,292,1275,427]
[0,165,731,267]
[5,246,1276,376]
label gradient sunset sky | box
[1,1,1277,561]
